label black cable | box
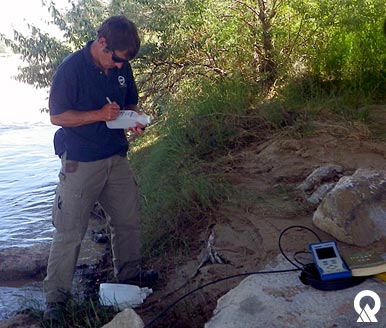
[278,225,322,270]
[293,250,312,266]
[144,225,320,327]
[143,268,299,328]
[144,225,363,327]
[278,225,339,280]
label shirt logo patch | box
[118,76,127,87]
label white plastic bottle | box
[106,110,152,129]
[99,283,153,310]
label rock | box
[313,169,386,246]
[101,308,144,328]
[0,244,50,281]
[205,256,386,328]
[0,313,41,328]
[306,182,336,204]
[297,164,343,192]
[0,215,107,282]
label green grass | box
[25,296,116,328]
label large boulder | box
[313,169,386,246]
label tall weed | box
[129,78,257,257]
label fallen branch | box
[192,229,231,278]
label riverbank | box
[2,112,386,327]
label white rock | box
[101,308,144,328]
[297,164,343,192]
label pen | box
[106,97,112,104]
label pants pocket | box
[52,183,83,232]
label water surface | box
[0,54,59,249]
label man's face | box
[99,38,128,70]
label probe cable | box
[143,267,299,328]
[143,225,316,327]
[278,225,322,270]
[143,225,366,326]
[144,224,353,327]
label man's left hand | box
[128,123,146,135]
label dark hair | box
[97,16,140,60]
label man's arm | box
[50,102,121,127]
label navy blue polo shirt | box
[49,41,138,161]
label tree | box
[2,0,385,105]
[0,0,106,88]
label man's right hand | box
[50,102,121,127]
[101,102,120,121]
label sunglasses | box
[111,51,128,63]
[106,47,128,63]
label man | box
[43,15,156,320]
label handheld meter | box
[309,241,352,281]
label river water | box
[0,54,60,319]
[0,123,58,249]
[0,54,59,250]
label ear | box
[97,37,107,49]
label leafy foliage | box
[0,0,107,88]
[110,0,386,111]
[3,27,70,88]
[300,2,382,91]
[47,0,108,49]
[3,0,385,100]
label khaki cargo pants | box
[43,153,141,303]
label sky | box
[0,0,70,39]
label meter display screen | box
[316,247,337,260]
[309,241,352,280]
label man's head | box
[97,15,140,62]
